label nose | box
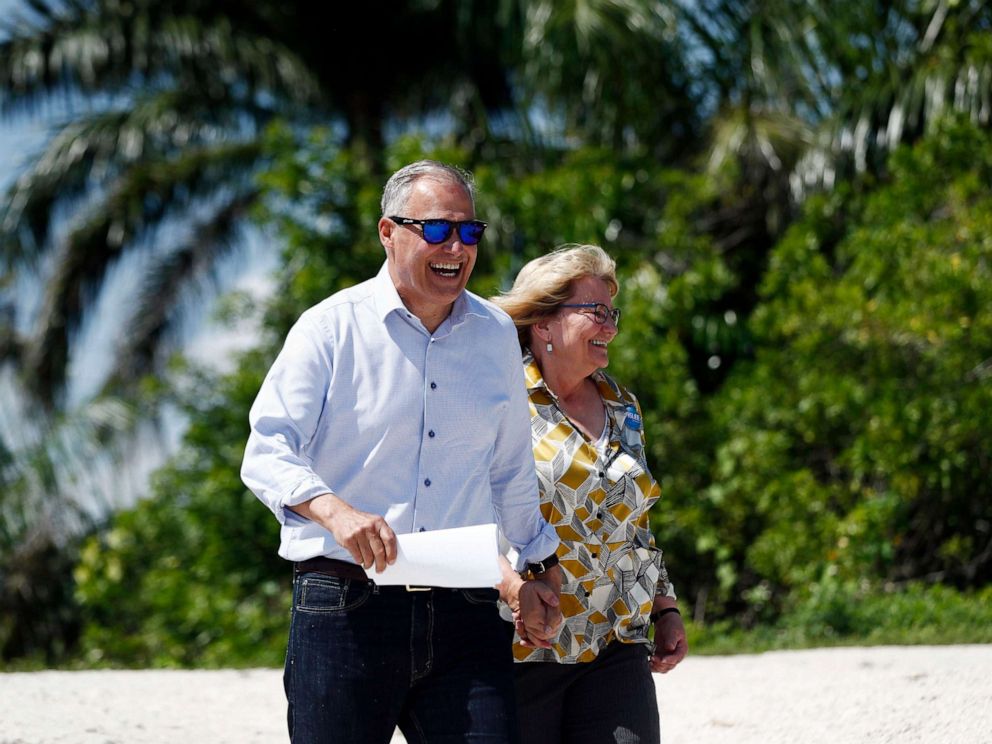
[602,316,619,338]
[438,232,469,255]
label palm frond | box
[0,1,317,116]
[794,3,992,198]
[0,372,137,545]
[20,140,262,404]
[1,87,273,271]
[107,189,258,389]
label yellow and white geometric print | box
[513,354,675,664]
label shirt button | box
[419,526,426,532]
[428,430,435,438]
[430,382,437,390]
[599,471,605,478]
[424,478,431,487]
[596,511,603,519]
[591,551,598,559]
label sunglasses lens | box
[458,221,486,245]
[421,221,454,244]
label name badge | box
[621,404,643,457]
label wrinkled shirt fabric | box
[242,263,558,571]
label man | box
[242,160,563,743]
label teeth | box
[591,340,608,347]
[431,263,460,271]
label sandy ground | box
[1,645,990,743]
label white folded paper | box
[366,523,502,588]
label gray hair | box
[380,160,476,216]
[491,244,618,351]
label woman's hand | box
[499,558,562,649]
[649,604,688,673]
[515,571,562,648]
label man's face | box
[379,177,478,324]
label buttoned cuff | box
[512,520,560,573]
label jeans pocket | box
[460,587,499,606]
[296,575,372,613]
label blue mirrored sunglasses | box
[389,216,488,245]
[560,303,621,328]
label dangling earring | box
[546,342,553,353]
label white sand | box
[1,645,990,743]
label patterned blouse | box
[512,352,676,664]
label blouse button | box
[430,382,437,390]
[428,430,435,438]
[599,471,605,478]
[424,478,431,487]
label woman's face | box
[547,275,618,376]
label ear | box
[378,216,395,251]
[531,317,553,344]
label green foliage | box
[688,118,992,623]
[689,582,992,654]
[74,354,288,667]
[70,119,992,666]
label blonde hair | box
[492,244,618,350]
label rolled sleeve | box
[489,344,560,570]
[241,315,335,524]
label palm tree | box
[794,0,992,194]
[681,0,992,202]
[0,0,540,407]
[0,0,549,663]
[510,0,701,158]
[663,0,992,390]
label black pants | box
[512,640,660,744]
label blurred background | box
[1,0,990,669]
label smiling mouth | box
[591,340,609,348]
[430,262,462,278]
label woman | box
[493,245,686,744]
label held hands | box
[649,604,688,674]
[515,566,563,648]
[498,559,563,649]
[289,493,397,572]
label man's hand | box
[649,605,688,674]
[289,493,397,572]
[516,564,563,649]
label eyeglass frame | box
[388,215,488,245]
[559,303,621,328]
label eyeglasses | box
[560,303,621,328]
[389,216,488,245]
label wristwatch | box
[526,553,559,575]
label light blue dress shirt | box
[242,263,559,571]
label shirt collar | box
[522,349,623,403]
[522,350,629,445]
[372,261,481,329]
[372,262,407,322]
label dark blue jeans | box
[285,572,519,744]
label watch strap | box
[526,553,559,575]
